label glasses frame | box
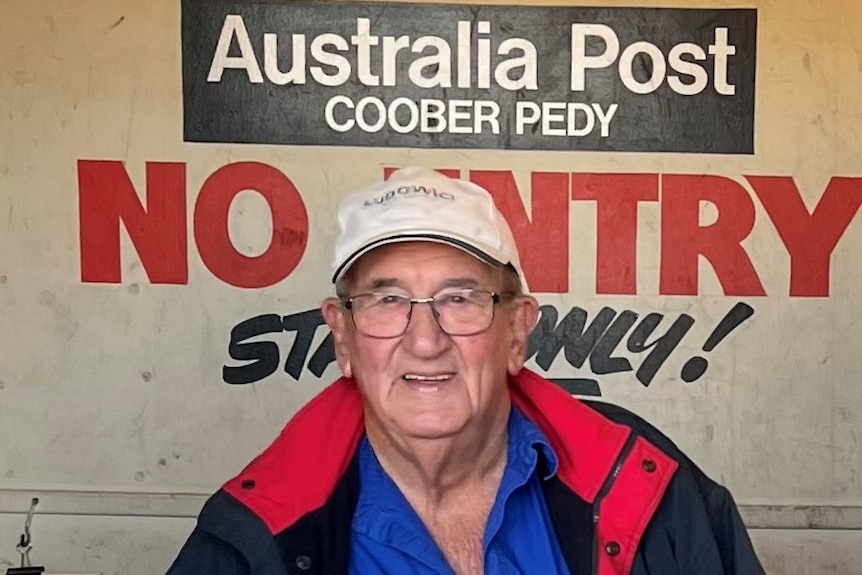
[342,289,507,338]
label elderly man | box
[167,167,764,574]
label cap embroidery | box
[363,185,455,206]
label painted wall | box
[1,0,861,573]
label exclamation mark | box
[680,302,755,383]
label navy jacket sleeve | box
[167,527,250,575]
[700,478,765,574]
[636,462,765,575]
[165,490,289,575]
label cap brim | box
[331,233,506,283]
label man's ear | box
[321,297,353,378]
[507,295,539,376]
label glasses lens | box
[434,289,495,336]
[350,293,410,337]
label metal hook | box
[15,497,39,567]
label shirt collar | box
[508,405,559,481]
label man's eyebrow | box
[365,278,402,290]
[361,277,483,291]
[440,278,482,289]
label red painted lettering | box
[571,174,659,295]
[79,162,858,297]
[660,175,765,296]
[78,160,187,283]
[194,162,309,289]
[747,176,862,297]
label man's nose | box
[401,302,451,356]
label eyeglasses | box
[343,288,508,338]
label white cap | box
[331,167,523,285]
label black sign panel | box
[182,1,757,153]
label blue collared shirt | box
[349,407,571,574]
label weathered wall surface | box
[1,0,861,572]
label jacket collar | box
[509,368,632,503]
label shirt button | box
[295,555,312,570]
[605,541,621,556]
[241,478,256,490]
[642,458,657,473]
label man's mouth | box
[401,373,454,391]
[402,373,452,382]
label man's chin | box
[391,413,470,441]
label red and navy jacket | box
[167,369,765,575]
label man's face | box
[322,242,538,443]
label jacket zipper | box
[591,430,638,575]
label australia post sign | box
[181,1,757,153]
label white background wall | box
[1,0,861,573]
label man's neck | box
[364,405,510,507]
